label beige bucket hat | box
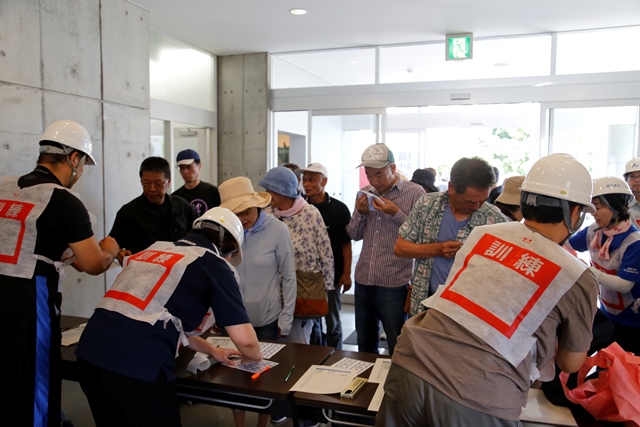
[219,176,271,213]
[495,175,525,206]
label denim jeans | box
[354,282,408,355]
[253,320,278,341]
[310,289,343,349]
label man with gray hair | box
[395,156,508,316]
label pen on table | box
[284,366,295,383]
[251,365,271,380]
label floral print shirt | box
[266,203,335,290]
[399,191,507,316]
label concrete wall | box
[0,0,150,317]
[218,53,270,185]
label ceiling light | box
[350,60,359,65]
[493,62,509,67]
[290,8,307,15]
[533,82,553,87]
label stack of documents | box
[289,357,392,412]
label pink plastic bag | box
[560,342,640,426]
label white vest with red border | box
[98,241,234,353]
[425,222,587,372]
[0,176,61,279]
[586,225,640,316]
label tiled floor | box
[62,303,364,427]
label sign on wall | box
[446,33,473,60]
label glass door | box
[310,112,381,301]
[548,104,639,177]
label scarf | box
[590,219,632,260]
[244,209,267,239]
[273,195,307,218]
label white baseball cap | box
[295,162,328,178]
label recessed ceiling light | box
[533,82,553,87]
[290,8,307,15]
[350,60,359,65]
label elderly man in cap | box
[347,144,425,355]
[173,148,221,215]
[297,162,353,350]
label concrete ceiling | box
[131,0,640,56]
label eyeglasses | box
[142,181,168,189]
[628,173,640,180]
[235,208,253,218]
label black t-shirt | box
[307,194,351,281]
[109,194,198,255]
[488,185,503,204]
[17,166,93,275]
[172,181,221,216]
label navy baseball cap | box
[176,148,200,166]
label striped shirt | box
[347,176,425,288]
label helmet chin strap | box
[559,200,586,245]
[195,221,228,253]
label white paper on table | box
[519,389,577,426]
[226,359,279,374]
[331,357,374,376]
[61,323,86,346]
[187,352,211,374]
[289,365,358,394]
[206,336,285,360]
[368,358,392,384]
[368,383,386,412]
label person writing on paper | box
[218,176,296,427]
[347,144,425,355]
[0,120,120,427]
[377,154,598,426]
[565,176,640,355]
[76,207,261,427]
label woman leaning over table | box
[565,176,640,355]
[218,176,296,427]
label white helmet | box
[39,120,96,165]
[592,176,634,225]
[592,176,633,198]
[193,207,243,266]
[624,157,640,176]
[520,153,595,214]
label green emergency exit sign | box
[446,33,473,60]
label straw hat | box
[495,175,525,206]
[219,176,271,213]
